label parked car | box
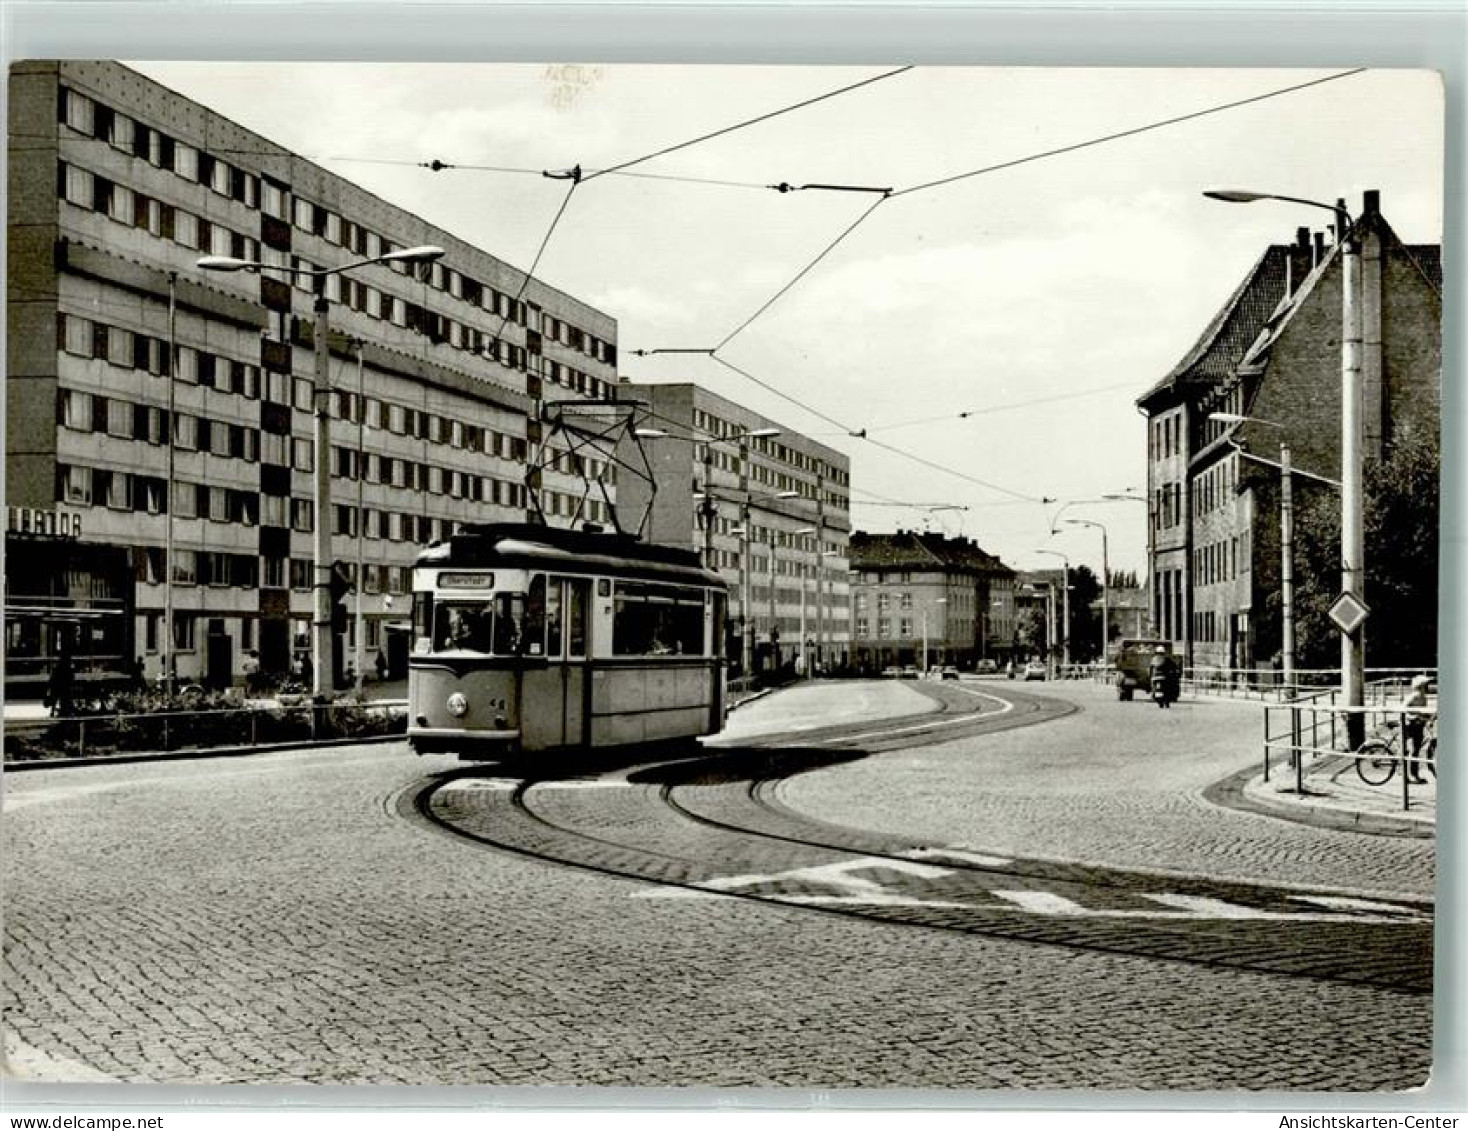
[940,666,960,681]
[881,666,903,679]
[1023,661,1047,681]
[975,659,998,674]
[900,666,920,680]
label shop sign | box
[7,507,82,539]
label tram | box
[408,523,729,758]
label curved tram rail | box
[406,684,1433,996]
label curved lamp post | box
[1205,188,1364,744]
[199,245,445,701]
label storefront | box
[4,507,133,699]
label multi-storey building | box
[848,530,1015,672]
[7,61,621,693]
[1137,191,1441,672]
[613,382,851,674]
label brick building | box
[613,382,851,675]
[1137,191,1441,672]
[8,62,620,691]
[848,530,1015,672]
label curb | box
[1203,764,1434,840]
[3,732,402,773]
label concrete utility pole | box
[1339,201,1366,749]
[1280,442,1295,688]
[739,435,752,677]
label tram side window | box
[612,582,705,656]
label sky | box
[130,62,1444,579]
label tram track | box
[404,684,1433,996]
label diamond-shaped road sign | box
[1329,591,1370,634]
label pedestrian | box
[45,649,76,718]
[1402,674,1431,783]
[298,653,313,687]
[375,650,387,682]
[129,655,145,692]
[242,650,260,696]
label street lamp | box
[199,244,445,702]
[920,597,948,675]
[1032,549,1070,667]
[1205,188,1364,745]
[1024,582,1057,670]
[1061,518,1109,664]
[790,526,817,676]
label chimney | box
[1363,189,1380,217]
[1313,231,1325,267]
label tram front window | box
[432,594,526,654]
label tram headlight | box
[446,692,469,718]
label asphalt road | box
[2,679,1436,1090]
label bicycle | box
[1356,716,1437,786]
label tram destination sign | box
[7,507,81,539]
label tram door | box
[520,575,591,750]
[520,574,565,750]
[562,578,591,746]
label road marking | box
[3,1031,116,1083]
[634,851,1431,924]
[816,691,1015,745]
[900,847,1014,868]
[438,777,631,793]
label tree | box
[1015,606,1048,658]
[1288,424,1439,669]
[1065,565,1103,662]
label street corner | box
[1208,756,1435,840]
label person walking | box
[242,650,261,696]
[1402,674,1431,784]
[45,649,76,718]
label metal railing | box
[1261,694,1436,812]
[6,698,408,762]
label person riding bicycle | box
[1402,674,1431,784]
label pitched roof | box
[849,530,1013,576]
[1136,242,1309,409]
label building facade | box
[8,61,621,692]
[1137,191,1441,673]
[613,382,851,675]
[848,530,1015,672]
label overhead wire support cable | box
[769,182,893,195]
[708,355,859,436]
[483,176,581,354]
[582,65,914,184]
[891,68,1368,198]
[714,194,889,352]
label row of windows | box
[1192,610,1226,644]
[60,159,614,399]
[129,545,261,589]
[1154,482,1184,530]
[60,87,616,368]
[1194,534,1248,588]
[55,459,530,538]
[1151,411,1184,461]
[55,310,599,473]
[61,162,264,264]
[692,407,849,486]
[1193,455,1238,517]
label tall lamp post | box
[1032,549,1070,667]
[920,597,948,674]
[1061,518,1110,663]
[791,526,817,676]
[199,244,445,701]
[1204,188,1364,745]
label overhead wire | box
[581,65,914,183]
[892,68,1368,198]
[867,381,1144,433]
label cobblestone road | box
[2,680,1435,1090]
